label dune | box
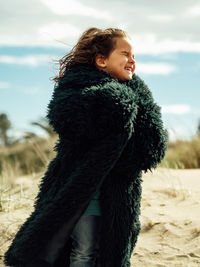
[131,168,200,267]
[0,168,200,266]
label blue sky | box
[0,0,200,141]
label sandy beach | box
[0,168,200,267]
[132,168,200,267]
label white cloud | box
[167,127,192,141]
[41,0,111,20]
[0,0,200,54]
[136,62,177,75]
[188,5,200,16]
[133,34,200,55]
[148,14,174,22]
[0,55,54,66]
[161,105,191,115]
[0,81,11,89]
[39,23,81,41]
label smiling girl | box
[4,27,167,267]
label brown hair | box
[53,27,129,82]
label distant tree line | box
[0,113,56,147]
[0,113,11,146]
[198,119,200,135]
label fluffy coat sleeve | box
[46,81,138,142]
[127,75,168,172]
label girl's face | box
[96,38,136,81]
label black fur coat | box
[4,64,167,267]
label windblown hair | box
[53,27,129,82]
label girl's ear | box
[95,54,107,69]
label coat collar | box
[56,63,140,91]
[57,64,113,89]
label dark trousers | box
[69,215,102,267]
[13,215,102,267]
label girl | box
[4,27,167,267]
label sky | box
[0,0,200,141]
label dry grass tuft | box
[161,134,200,169]
[194,228,200,236]
[152,168,192,201]
[0,136,57,212]
[161,187,191,201]
[142,219,160,232]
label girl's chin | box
[118,75,133,81]
[127,72,134,79]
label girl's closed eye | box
[122,51,129,56]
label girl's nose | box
[129,55,135,63]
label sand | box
[131,168,200,267]
[0,168,200,267]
